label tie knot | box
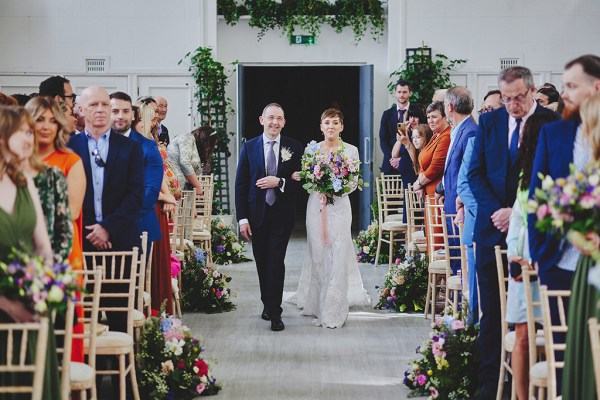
[516,118,522,125]
[268,140,275,148]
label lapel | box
[495,108,509,167]
[76,134,93,180]
[255,135,266,177]
[558,121,578,173]
[277,136,285,175]
[104,130,119,182]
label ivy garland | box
[217,0,385,42]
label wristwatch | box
[278,178,284,189]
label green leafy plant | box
[388,46,467,105]
[211,216,252,265]
[374,252,428,313]
[217,0,385,43]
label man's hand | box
[292,171,301,181]
[434,192,444,205]
[491,207,512,233]
[256,176,280,189]
[240,223,252,241]
[454,207,465,225]
[389,157,400,169]
[85,224,112,250]
[455,195,464,211]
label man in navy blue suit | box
[467,67,556,398]
[69,86,144,333]
[235,103,303,332]
[109,91,163,247]
[379,79,412,176]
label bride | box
[284,108,370,328]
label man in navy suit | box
[109,91,163,247]
[379,79,412,175]
[467,67,556,398]
[235,103,303,331]
[69,86,144,333]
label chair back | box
[588,317,600,400]
[522,266,545,367]
[405,189,425,251]
[72,269,102,370]
[136,232,149,316]
[379,173,404,222]
[195,174,214,231]
[539,285,570,399]
[172,189,196,256]
[456,222,469,296]
[82,248,139,337]
[424,197,447,261]
[494,246,509,341]
[0,318,49,400]
[52,301,75,399]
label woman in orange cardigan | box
[412,101,450,251]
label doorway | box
[237,65,373,231]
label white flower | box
[589,174,600,187]
[541,175,554,191]
[363,246,370,253]
[165,338,185,356]
[232,242,242,252]
[200,375,208,384]
[34,301,48,314]
[589,264,600,291]
[47,285,64,303]
[281,147,293,162]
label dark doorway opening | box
[239,65,362,231]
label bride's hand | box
[292,171,301,181]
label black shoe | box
[261,308,271,321]
[270,316,285,331]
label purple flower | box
[216,245,225,253]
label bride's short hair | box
[320,108,343,124]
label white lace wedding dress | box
[284,143,371,328]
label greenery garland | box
[217,0,385,42]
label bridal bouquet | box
[299,140,366,205]
[181,245,236,313]
[0,248,81,315]
[375,252,428,312]
[404,314,480,399]
[528,162,600,238]
[138,311,221,398]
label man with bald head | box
[155,96,170,145]
[68,86,144,333]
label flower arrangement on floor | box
[374,252,428,312]
[181,246,236,313]
[354,221,404,265]
[0,248,80,315]
[404,313,480,399]
[211,216,252,265]
[138,310,221,398]
[299,140,366,205]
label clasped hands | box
[256,175,280,189]
[85,223,112,250]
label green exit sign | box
[290,35,315,45]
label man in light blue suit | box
[109,91,163,245]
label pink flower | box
[451,319,465,331]
[333,166,340,175]
[430,387,439,398]
[196,383,206,394]
[417,374,427,386]
[341,168,349,176]
[536,204,549,220]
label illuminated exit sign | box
[290,35,315,45]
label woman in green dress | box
[0,105,61,399]
[562,93,600,399]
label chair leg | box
[388,231,394,268]
[129,350,140,400]
[424,272,432,319]
[119,354,126,400]
[431,273,438,319]
[496,351,506,400]
[374,231,383,268]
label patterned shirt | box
[167,133,201,189]
[85,129,110,223]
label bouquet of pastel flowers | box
[181,246,236,313]
[138,311,221,398]
[374,252,428,313]
[404,313,479,400]
[211,216,252,265]
[299,140,366,205]
[0,248,81,316]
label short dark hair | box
[426,101,445,118]
[483,90,501,101]
[320,108,344,124]
[565,54,600,80]
[9,94,32,106]
[396,79,411,91]
[536,87,560,103]
[137,95,156,105]
[110,91,133,104]
[498,66,534,89]
[406,103,426,122]
[39,75,70,98]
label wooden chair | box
[522,266,547,399]
[82,248,141,400]
[494,246,516,400]
[171,189,196,318]
[423,198,448,319]
[380,173,404,222]
[374,175,407,268]
[444,213,462,317]
[535,286,570,400]
[193,174,214,262]
[405,188,426,256]
[71,269,102,400]
[52,300,75,400]
[134,232,152,343]
[0,318,49,400]
[588,317,600,400]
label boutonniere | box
[281,147,293,162]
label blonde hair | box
[581,92,600,162]
[135,103,158,141]
[25,96,71,153]
[0,106,35,186]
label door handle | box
[363,137,371,164]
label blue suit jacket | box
[467,104,554,248]
[235,135,303,230]
[379,105,401,174]
[128,130,163,242]
[443,117,477,214]
[68,131,145,251]
[528,120,577,273]
[457,136,477,246]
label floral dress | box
[33,166,73,263]
[159,142,180,195]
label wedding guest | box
[468,66,556,399]
[478,90,503,115]
[390,104,425,190]
[505,111,559,399]
[535,86,560,107]
[195,126,218,174]
[432,88,448,103]
[380,79,412,175]
[10,93,31,106]
[59,101,77,135]
[155,96,170,146]
[167,127,205,194]
[39,75,76,108]
[0,91,18,106]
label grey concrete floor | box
[183,230,432,400]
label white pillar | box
[386,0,407,77]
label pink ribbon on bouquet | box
[319,193,329,246]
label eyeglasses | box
[91,147,105,167]
[478,106,495,115]
[63,94,77,101]
[501,90,530,105]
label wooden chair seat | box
[133,309,145,328]
[408,241,427,253]
[69,361,95,390]
[84,322,109,337]
[530,361,548,383]
[447,275,462,291]
[380,220,407,231]
[428,259,447,272]
[385,214,404,222]
[504,330,515,352]
[88,332,134,355]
